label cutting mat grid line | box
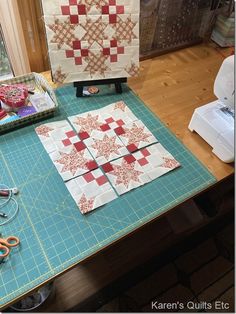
[0,84,216,308]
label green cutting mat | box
[0,84,216,308]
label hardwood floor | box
[128,42,234,181]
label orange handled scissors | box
[0,235,20,258]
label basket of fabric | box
[0,72,58,134]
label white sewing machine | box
[188,55,234,163]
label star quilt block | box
[49,143,98,181]
[41,0,140,83]
[65,168,117,214]
[68,111,105,140]
[102,155,150,195]
[84,129,129,165]
[116,120,158,152]
[35,101,180,214]
[102,143,180,195]
[68,101,138,139]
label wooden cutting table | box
[40,42,234,312]
[0,42,234,311]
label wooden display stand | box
[74,77,127,97]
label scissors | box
[0,234,20,258]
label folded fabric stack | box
[211,14,235,47]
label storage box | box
[0,72,58,133]
[211,14,235,47]
[140,0,218,58]
[140,0,161,53]
[153,0,213,52]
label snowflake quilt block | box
[41,0,140,83]
[49,142,98,181]
[102,143,180,195]
[65,168,117,214]
[84,129,129,165]
[35,120,79,154]
[116,120,158,153]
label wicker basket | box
[0,72,58,133]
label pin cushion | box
[0,84,28,110]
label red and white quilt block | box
[65,168,117,214]
[84,129,129,165]
[68,101,138,139]
[36,120,98,181]
[68,111,104,140]
[116,120,158,152]
[102,101,137,118]
[98,101,138,130]
[41,0,140,83]
[132,143,181,180]
[102,143,180,195]
[102,156,150,195]
[35,101,180,213]
[49,144,97,181]
[35,120,75,154]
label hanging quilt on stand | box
[41,0,140,83]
